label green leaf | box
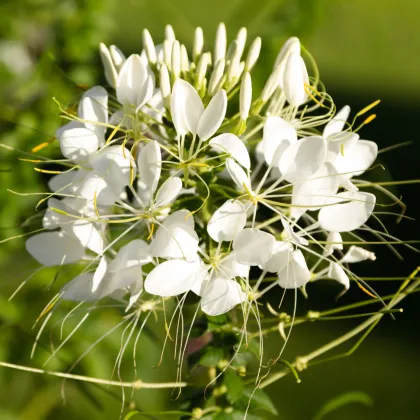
[312,391,374,420]
[198,346,224,367]
[241,386,278,415]
[224,370,244,403]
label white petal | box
[262,116,297,166]
[48,171,78,194]
[72,220,104,254]
[171,79,204,136]
[326,132,359,163]
[149,210,198,259]
[92,256,108,292]
[341,246,376,263]
[154,177,182,208]
[261,241,293,273]
[279,136,327,183]
[78,86,108,143]
[226,158,251,191]
[145,258,201,296]
[291,162,340,220]
[334,140,378,178]
[26,232,85,267]
[327,262,350,290]
[116,54,153,108]
[233,228,276,266]
[90,145,135,189]
[207,199,247,242]
[318,191,376,232]
[43,198,73,230]
[137,141,161,204]
[209,133,250,169]
[322,231,343,257]
[200,278,247,316]
[197,90,227,141]
[280,219,309,246]
[76,172,121,205]
[277,250,310,289]
[283,53,309,107]
[59,123,99,163]
[323,105,351,139]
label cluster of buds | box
[25,23,382,320]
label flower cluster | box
[25,23,381,319]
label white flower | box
[171,79,227,141]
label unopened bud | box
[283,52,309,107]
[245,37,261,71]
[214,22,227,64]
[171,40,181,79]
[240,72,252,120]
[208,58,225,95]
[236,27,247,60]
[163,40,173,70]
[274,36,301,69]
[193,27,204,61]
[142,29,157,65]
[109,45,126,70]
[160,63,171,107]
[99,43,118,88]
[180,44,189,72]
[196,52,210,89]
[165,24,176,42]
[261,62,283,102]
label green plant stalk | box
[259,277,420,388]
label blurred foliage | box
[1,0,419,419]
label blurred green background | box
[0,0,419,419]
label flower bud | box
[109,45,125,71]
[142,29,157,65]
[208,58,225,95]
[193,27,204,61]
[240,72,252,120]
[214,22,227,64]
[171,40,181,79]
[99,43,118,88]
[261,62,282,102]
[163,39,172,70]
[236,27,247,60]
[245,37,261,71]
[283,52,309,107]
[165,24,176,42]
[180,44,189,72]
[196,52,210,89]
[160,63,171,108]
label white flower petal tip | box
[233,228,276,266]
[207,199,247,242]
[59,124,99,163]
[200,278,247,316]
[323,105,351,138]
[328,262,350,291]
[92,256,108,292]
[341,246,376,263]
[318,191,376,233]
[154,177,182,208]
[197,90,227,141]
[277,250,310,289]
[209,133,250,169]
[145,258,201,297]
